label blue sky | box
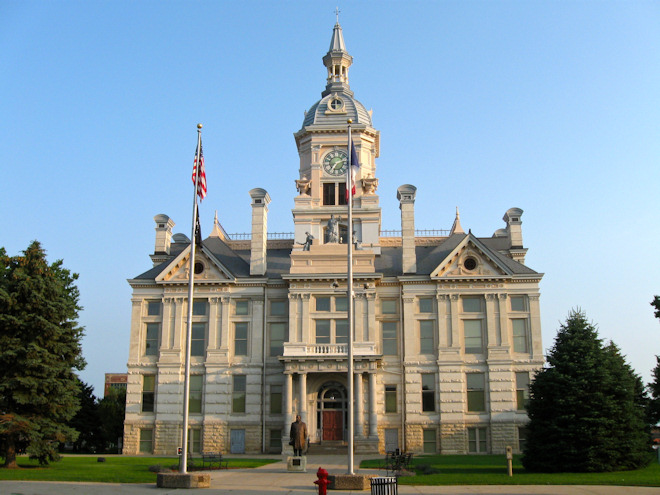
[1,1,658,395]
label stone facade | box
[123,21,543,456]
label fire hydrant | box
[314,467,330,495]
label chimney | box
[397,184,417,274]
[503,208,524,248]
[249,188,271,276]
[153,214,175,255]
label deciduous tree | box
[0,241,85,467]
[522,310,650,472]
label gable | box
[155,245,235,283]
[430,235,512,279]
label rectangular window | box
[270,385,282,414]
[323,182,336,205]
[192,299,207,316]
[338,183,347,205]
[512,319,528,353]
[139,428,153,453]
[235,300,249,315]
[269,429,282,451]
[316,296,331,311]
[385,385,397,413]
[234,322,248,356]
[189,427,201,453]
[516,372,530,410]
[422,373,435,412]
[191,323,206,356]
[145,323,160,356]
[468,427,487,453]
[189,375,203,414]
[420,320,434,354]
[381,299,397,314]
[464,320,484,354]
[270,299,287,316]
[518,426,528,452]
[423,429,437,453]
[335,296,348,312]
[269,322,286,357]
[419,298,433,313]
[142,374,155,413]
[315,320,331,344]
[462,296,482,313]
[335,319,348,344]
[232,375,246,413]
[467,373,486,412]
[147,300,161,316]
[510,295,526,312]
[382,321,397,355]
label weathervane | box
[335,6,340,23]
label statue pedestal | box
[287,456,307,472]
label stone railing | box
[282,342,378,357]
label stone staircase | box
[306,441,348,455]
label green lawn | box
[360,454,660,487]
[0,455,279,483]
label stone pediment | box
[155,244,234,283]
[430,234,512,279]
[289,242,375,275]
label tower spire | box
[321,20,353,97]
[450,206,465,235]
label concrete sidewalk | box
[1,455,658,495]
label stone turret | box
[151,214,175,266]
[249,188,271,276]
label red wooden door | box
[322,411,343,441]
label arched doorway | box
[317,382,347,442]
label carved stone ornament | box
[295,176,311,196]
[362,174,378,194]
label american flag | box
[192,141,207,200]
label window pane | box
[147,301,161,316]
[464,320,483,353]
[423,429,436,453]
[189,375,203,414]
[422,374,435,412]
[233,375,246,413]
[335,296,348,312]
[270,385,282,414]
[338,183,347,205]
[382,321,397,355]
[235,322,248,356]
[323,183,335,205]
[467,373,485,412]
[192,299,207,316]
[235,300,249,315]
[269,429,282,450]
[385,385,397,413]
[512,319,528,353]
[419,298,433,313]
[316,297,330,311]
[316,320,330,343]
[420,320,434,354]
[145,323,159,355]
[462,297,482,312]
[467,373,485,389]
[516,372,530,410]
[335,319,348,344]
[142,375,155,413]
[139,429,153,453]
[191,323,206,356]
[189,428,201,453]
[270,300,287,316]
[382,300,397,314]
[510,296,526,312]
[269,322,286,356]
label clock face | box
[323,149,348,176]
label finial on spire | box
[335,6,340,23]
[450,206,465,235]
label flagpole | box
[180,123,203,474]
[347,120,354,475]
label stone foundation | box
[329,474,373,490]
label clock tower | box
[292,21,381,254]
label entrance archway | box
[317,382,347,442]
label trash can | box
[370,476,397,495]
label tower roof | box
[301,21,372,129]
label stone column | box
[208,297,219,350]
[220,296,230,349]
[449,294,460,349]
[436,294,448,348]
[284,372,293,434]
[355,373,364,437]
[173,297,185,351]
[301,294,311,343]
[299,372,307,423]
[497,294,509,348]
[368,372,377,437]
[366,293,376,342]
[485,293,498,348]
[529,295,542,357]
[162,297,173,349]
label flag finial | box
[197,123,202,129]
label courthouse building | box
[123,21,544,456]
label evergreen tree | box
[98,387,126,453]
[67,380,103,453]
[522,310,650,472]
[649,357,660,426]
[0,242,85,467]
